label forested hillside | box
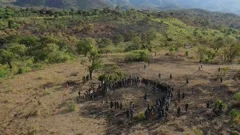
[0,7,240,78]
[14,0,109,9]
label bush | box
[229,109,240,120]
[67,101,77,112]
[215,99,227,110]
[125,50,150,62]
[98,65,124,83]
[134,112,145,121]
[99,45,124,53]
[197,47,216,63]
[229,109,240,125]
[0,66,9,78]
[234,92,240,102]
[47,51,71,63]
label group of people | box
[141,78,174,119]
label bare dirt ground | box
[0,52,240,135]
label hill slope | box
[0,0,239,15]
[110,0,240,14]
[14,0,109,9]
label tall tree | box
[77,38,103,79]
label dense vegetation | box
[0,7,240,78]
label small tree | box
[0,49,14,69]
[222,43,240,62]
[77,38,103,80]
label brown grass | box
[1,51,240,135]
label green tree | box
[8,20,13,29]
[77,38,103,80]
[141,30,157,51]
[0,49,14,69]
[77,38,97,57]
[8,43,27,57]
[99,38,113,48]
[222,43,240,62]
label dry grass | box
[1,51,240,135]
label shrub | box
[229,109,240,120]
[47,51,71,63]
[99,45,124,53]
[185,50,189,57]
[98,65,124,83]
[0,65,9,78]
[229,109,240,125]
[234,92,240,102]
[125,50,150,62]
[67,101,77,112]
[197,47,216,63]
[215,99,227,110]
[193,128,203,135]
[134,112,145,121]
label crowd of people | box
[78,65,225,121]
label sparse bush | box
[234,92,240,101]
[30,126,40,135]
[229,109,240,120]
[193,127,203,135]
[134,112,145,121]
[229,109,240,125]
[67,101,77,112]
[125,50,150,62]
[215,99,227,110]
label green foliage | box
[229,109,240,120]
[113,35,124,45]
[193,128,203,135]
[67,101,77,112]
[99,45,124,53]
[215,99,227,110]
[98,65,124,83]
[197,46,216,63]
[169,45,179,55]
[0,49,14,69]
[222,43,240,62]
[0,65,9,78]
[234,92,240,102]
[134,112,145,121]
[126,36,142,51]
[47,51,71,63]
[77,38,97,57]
[125,50,150,62]
[78,38,103,79]
[99,38,113,48]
